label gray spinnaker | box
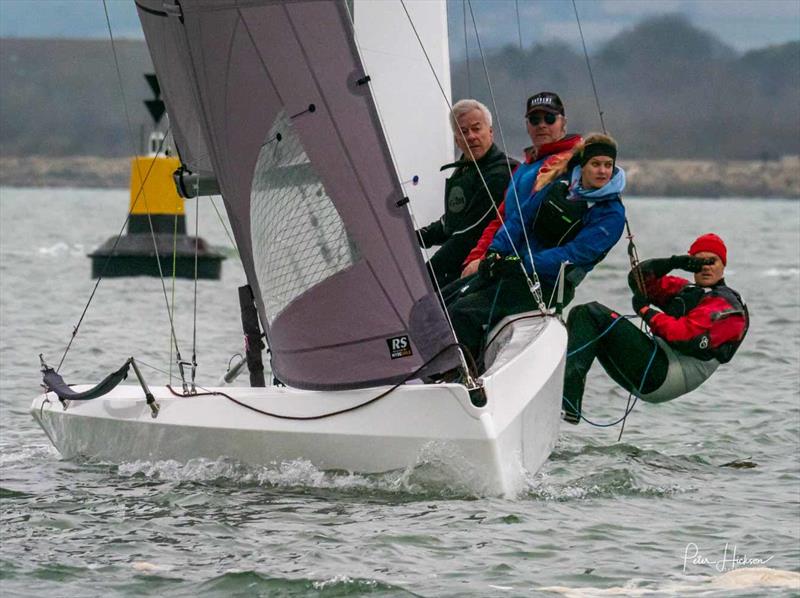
[135,0,460,389]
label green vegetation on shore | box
[1,155,797,198]
[0,14,797,197]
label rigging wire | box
[571,0,606,134]
[343,1,471,375]
[465,0,546,310]
[56,130,169,372]
[169,210,180,384]
[191,187,201,393]
[62,1,189,388]
[572,0,648,436]
[209,197,240,259]
[398,0,529,280]
[463,0,471,97]
[514,0,524,52]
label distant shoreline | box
[1,155,798,199]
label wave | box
[763,268,800,277]
[196,571,410,596]
[524,442,709,501]
[114,449,492,500]
[0,443,60,466]
[527,467,691,501]
[36,242,87,258]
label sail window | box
[250,112,360,324]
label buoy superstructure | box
[88,75,225,279]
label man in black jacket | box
[417,99,517,287]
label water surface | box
[1,189,798,596]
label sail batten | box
[137,0,459,389]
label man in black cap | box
[417,99,516,287]
[460,91,582,277]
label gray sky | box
[0,0,798,53]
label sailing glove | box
[671,255,714,273]
[630,255,715,291]
[631,293,649,314]
[479,253,523,280]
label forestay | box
[135,0,460,390]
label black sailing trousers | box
[444,272,560,363]
[563,301,669,418]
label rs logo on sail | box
[387,336,413,359]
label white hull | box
[32,315,565,496]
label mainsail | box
[136,0,460,389]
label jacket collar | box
[569,165,626,201]
[524,134,583,163]
[440,143,505,171]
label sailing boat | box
[31,0,566,496]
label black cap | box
[525,91,565,116]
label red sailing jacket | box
[642,275,748,362]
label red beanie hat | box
[688,233,727,265]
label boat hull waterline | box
[31,315,565,496]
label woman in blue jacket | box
[446,133,626,362]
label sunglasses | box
[527,112,558,126]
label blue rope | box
[563,313,659,428]
[566,313,634,357]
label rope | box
[561,314,659,429]
[145,342,479,421]
[466,0,545,310]
[482,278,504,349]
[169,211,179,383]
[571,0,643,301]
[60,1,187,385]
[209,196,239,258]
[396,0,538,380]
[514,0,524,52]
[191,191,200,392]
[462,0,471,97]
[571,0,606,134]
[342,1,465,374]
[398,0,523,268]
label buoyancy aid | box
[663,283,749,363]
[532,179,588,248]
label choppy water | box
[1,188,799,597]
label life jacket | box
[531,180,588,249]
[664,283,749,363]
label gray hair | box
[450,99,492,133]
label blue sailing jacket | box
[490,165,626,288]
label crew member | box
[445,118,626,361]
[460,92,582,279]
[417,99,516,287]
[562,233,749,424]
